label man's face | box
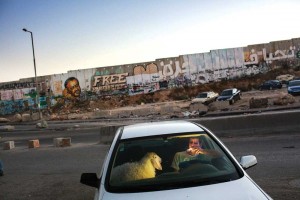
[66,79,81,97]
[189,138,200,149]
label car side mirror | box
[80,173,100,188]
[240,155,257,169]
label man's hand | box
[186,148,204,155]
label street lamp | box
[22,28,42,120]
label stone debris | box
[189,102,208,113]
[182,111,200,118]
[0,118,10,123]
[0,125,15,131]
[14,114,22,122]
[273,94,295,105]
[36,120,48,128]
[21,114,31,122]
[249,98,268,109]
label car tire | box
[270,86,273,90]
[229,99,234,105]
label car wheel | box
[270,86,273,90]
[229,99,234,105]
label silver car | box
[191,91,219,104]
[81,120,272,200]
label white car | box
[81,121,272,200]
[191,91,219,104]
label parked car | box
[259,80,282,90]
[191,91,219,104]
[287,80,300,95]
[293,77,300,81]
[276,74,294,84]
[80,121,272,200]
[217,88,241,104]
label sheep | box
[110,152,162,184]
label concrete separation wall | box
[192,111,300,137]
[99,126,119,144]
[98,111,300,144]
[1,37,300,115]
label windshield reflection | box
[107,132,241,192]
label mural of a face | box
[63,77,81,99]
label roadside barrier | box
[28,139,40,148]
[2,138,72,150]
[3,141,15,150]
[53,137,72,147]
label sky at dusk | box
[1,0,299,82]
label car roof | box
[269,80,279,82]
[222,88,237,92]
[120,120,204,139]
[289,80,300,83]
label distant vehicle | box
[80,121,272,200]
[293,77,300,81]
[259,80,282,90]
[217,88,241,104]
[191,91,219,104]
[276,74,294,84]
[287,80,300,96]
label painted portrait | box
[62,77,81,100]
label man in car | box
[171,137,220,171]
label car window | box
[197,93,207,98]
[106,132,241,192]
[221,90,232,96]
[289,80,300,86]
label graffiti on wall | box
[126,63,159,95]
[1,37,300,115]
[0,87,49,115]
[0,100,24,115]
[53,81,63,96]
[244,46,296,66]
[0,88,37,101]
[92,73,128,91]
[0,81,34,90]
[62,77,81,100]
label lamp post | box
[22,28,43,120]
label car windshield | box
[197,93,207,98]
[221,90,232,96]
[106,132,241,192]
[289,80,300,87]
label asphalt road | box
[0,122,300,199]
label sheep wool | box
[110,152,162,184]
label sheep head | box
[147,152,162,170]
